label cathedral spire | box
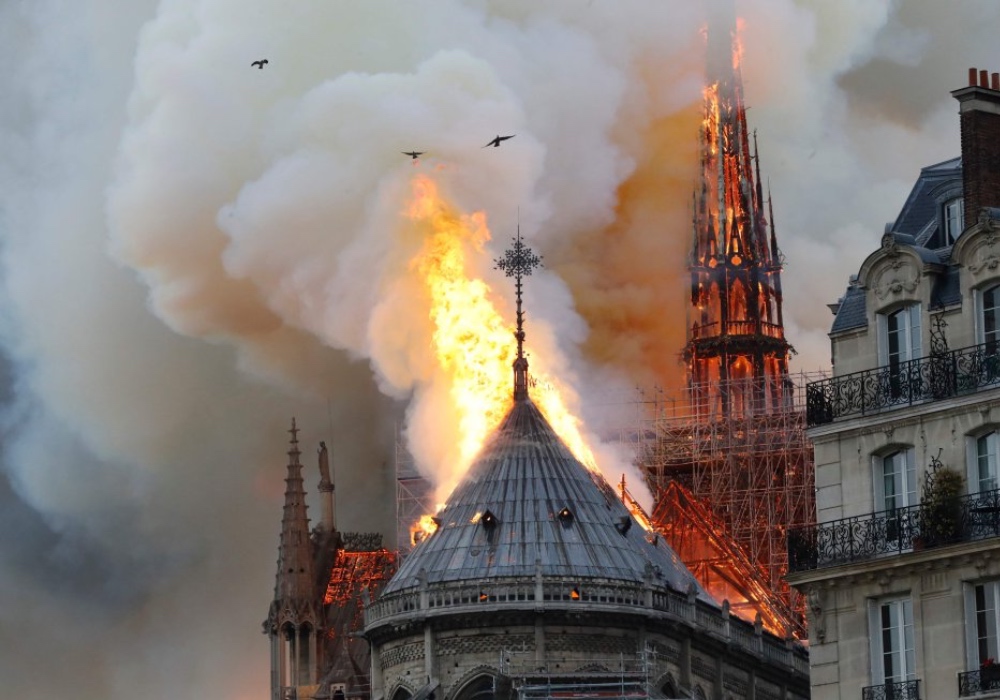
[274,417,316,602]
[685,1,792,418]
[494,227,543,402]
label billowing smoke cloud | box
[1,0,998,698]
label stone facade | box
[789,69,1000,700]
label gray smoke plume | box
[0,1,997,698]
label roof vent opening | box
[481,509,499,530]
[615,516,632,537]
[557,507,574,526]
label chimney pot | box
[971,67,979,86]
[980,69,989,88]
[992,73,999,91]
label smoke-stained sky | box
[0,1,997,698]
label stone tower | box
[265,419,322,700]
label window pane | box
[975,583,1000,665]
[980,434,998,492]
[985,286,1000,348]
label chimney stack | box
[952,67,1000,222]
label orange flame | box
[410,514,440,545]
[403,174,601,503]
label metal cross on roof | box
[494,229,542,401]
[494,228,542,364]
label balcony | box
[862,680,920,700]
[806,341,1000,426]
[959,668,1000,696]
[787,488,1000,573]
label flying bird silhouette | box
[482,134,515,148]
[402,151,425,160]
[251,59,269,69]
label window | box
[966,581,1000,669]
[869,597,916,684]
[945,197,965,244]
[875,449,918,511]
[879,305,922,368]
[978,285,1000,354]
[969,432,1000,494]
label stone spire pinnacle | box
[494,227,543,401]
[274,417,315,602]
[317,440,336,532]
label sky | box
[0,1,997,698]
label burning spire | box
[685,1,791,417]
[494,229,543,402]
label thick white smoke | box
[0,1,998,699]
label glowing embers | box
[570,586,581,601]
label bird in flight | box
[483,134,515,148]
[402,151,425,160]
[251,59,269,69]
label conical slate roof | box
[385,397,712,601]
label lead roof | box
[383,397,712,603]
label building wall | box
[375,617,805,700]
[794,215,1000,699]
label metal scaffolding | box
[394,425,434,557]
[633,373,821,636]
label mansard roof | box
[830,158,963,335]
[383,397,711,602]
[893,157,962,248]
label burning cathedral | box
[264,232,810,700]
[263,6,814,700]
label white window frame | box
[965,581,1000,669]
[878,304,923,368]
[868,597,916,685]
[975,284,1000,349]
[968,431,1000,494]
[873,448,918,512]
[945,197,965,244]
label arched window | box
[659,674,678,699]
[391,687,413,700]
[452,676,495,700]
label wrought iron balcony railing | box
[959,667,1000,696]
[806,341,1000,426]
[787,488,1000,573]
[862,679,920,700]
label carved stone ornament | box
[979,207,1000,231]
[967,230,1000,276]
[808,588,826,643]
[881,232,899,255]
[872,257,920,300]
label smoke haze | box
[0,0,997,698]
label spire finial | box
[494,226,543,401]
[287,417,301,464]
